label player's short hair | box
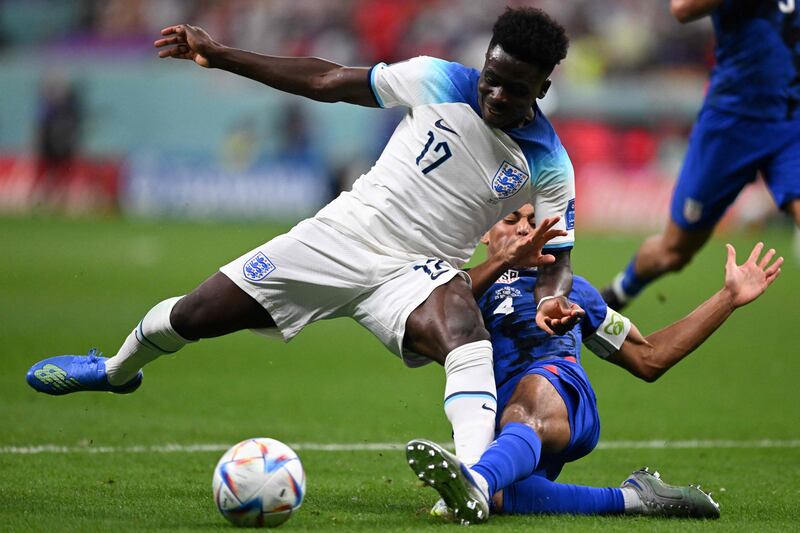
[489,7,569,72]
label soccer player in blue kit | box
[602,0,800,310]
[407,204,783,524]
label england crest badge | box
[243,252,276,281]
[492,161,529,200]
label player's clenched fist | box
[154,24,220,68]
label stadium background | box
[1,1,798,531]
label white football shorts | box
[219,218,468,367]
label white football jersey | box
[315,56,575,268]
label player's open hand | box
[500,216,568,269]
[535,295,585,336]
[155,25,219,68]
[723,242,782,308]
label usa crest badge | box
[492,161,529,200]
[243,252,276,281]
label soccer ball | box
[212,438,306,527]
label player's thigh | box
[402,274,489,364]
[671,108,765,230]
[500,373,570,454]
[353,260,488,365]
[172,272,276,339]
[765,118,800,216]
[219,222,376,343]
[660,220,714,257]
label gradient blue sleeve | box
[532,145,575,250]
[370,56,468,108]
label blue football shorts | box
[496,357,600,481]
[671,105,800,230]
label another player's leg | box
[497,467,719,518]
[26,272,275,395]
[602,107,760,310]
[787,199,800,263]
[601,222,712,310]
[407,372,570,524]
[469,374,568,501]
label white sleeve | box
[583,306,632,359]
[370,56,456,109]
[533,145,575,250]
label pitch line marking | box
[1,439,799,455]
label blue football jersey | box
[478,269,629,388]
[707,0,800,120]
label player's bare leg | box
[26,272,275,395]
[602,221,713,310]
[170,272,276,339]
[784,198,800,264]
[404,275,495,468]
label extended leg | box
[27,272,275,394]
[499,467,719,518]
[602,221,713,310]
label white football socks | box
[621,486,645,513]
[105,297,194,385]
[443,340,497,466]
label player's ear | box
[538,80,551,99]
[480,231,491,246]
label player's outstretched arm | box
[468,217,566,298]
[154,24,378,107]
[607,243,783,382]
[670,0,724,24]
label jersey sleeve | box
[532,145,575,250]
[369,56,466,109]
[583,306,632,359]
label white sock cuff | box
[444,340,493,375]
[137,296,193,353]
[444,340,496,405]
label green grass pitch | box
[1,216,798,531]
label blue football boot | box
[26,348,142,395]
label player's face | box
[482,203,536,257]
[478,45,551,130]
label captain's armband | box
[584,307,631,359]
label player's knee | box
[169,294,209,340]
[659,246,695,273]
[499,402,544,437]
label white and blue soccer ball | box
[212,438,306,528]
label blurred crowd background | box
[0,0,776,228]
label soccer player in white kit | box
[26,7,581,467]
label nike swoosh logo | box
[481,403,496,414]
[434,119,458,136]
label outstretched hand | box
[498,216,568,269]
[535,296,585,336]
[724,242,782,308]
[154,24,220,68]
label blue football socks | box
[471,422,542,498]
[619,256,653,298]
[503,475,625,515]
